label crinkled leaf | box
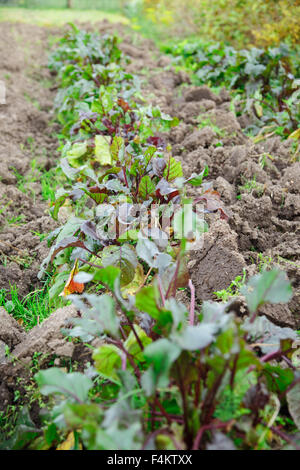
[67,141,88,160]
[94,135,112,166]
[102,244,138,286]
[110,136,125,162]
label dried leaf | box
[60,259,85,297]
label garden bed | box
[0,20,299,450]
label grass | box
[238,176,265,197]
[197,116,225,137]
[12,159,65,203]
[0,7,128,26]
[0,280,64,331]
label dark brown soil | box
[0,22,59,296]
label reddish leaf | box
[117,97,130,113]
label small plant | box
[197,116,225,137]
[214,269,246,301]
[238,176,264,196]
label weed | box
[214,269,247,302]
[238,176,264,197]
[197,116,225,137]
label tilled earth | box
[0,22,59,296]
[0,20,299,412]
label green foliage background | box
[1,0,299,47]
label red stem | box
[188,279,195,326]
[192,421,234,450]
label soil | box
[0,20,299,416]
[0,22,60,297]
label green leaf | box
[164,298,187,330]
[141,339,181,395]
[94,135,112,166]
[263,364,294,394]
[0,407,39,450]
[93,265,121,291]
[124,325,152,362]
[138,175,156,199]
[68,293,119,339]
[63,403,102,431]
[135,286,161,319]
[172,324,217,351]
[66,141,88,167]
[287,382,300,430]
[56,217,84,244]
[117,229,139,242]
[163,157,183,181]
[67,141,88,160]
[102,244,138,286]
[48,271,69,300]
[94,422,142,450]
[51,190,70,221]
[144,146,157,165]
[241,269,293,314]
[110,136,125,162]
[187,166,209,186]
[35,368,93,402]
[93,344,122,384]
